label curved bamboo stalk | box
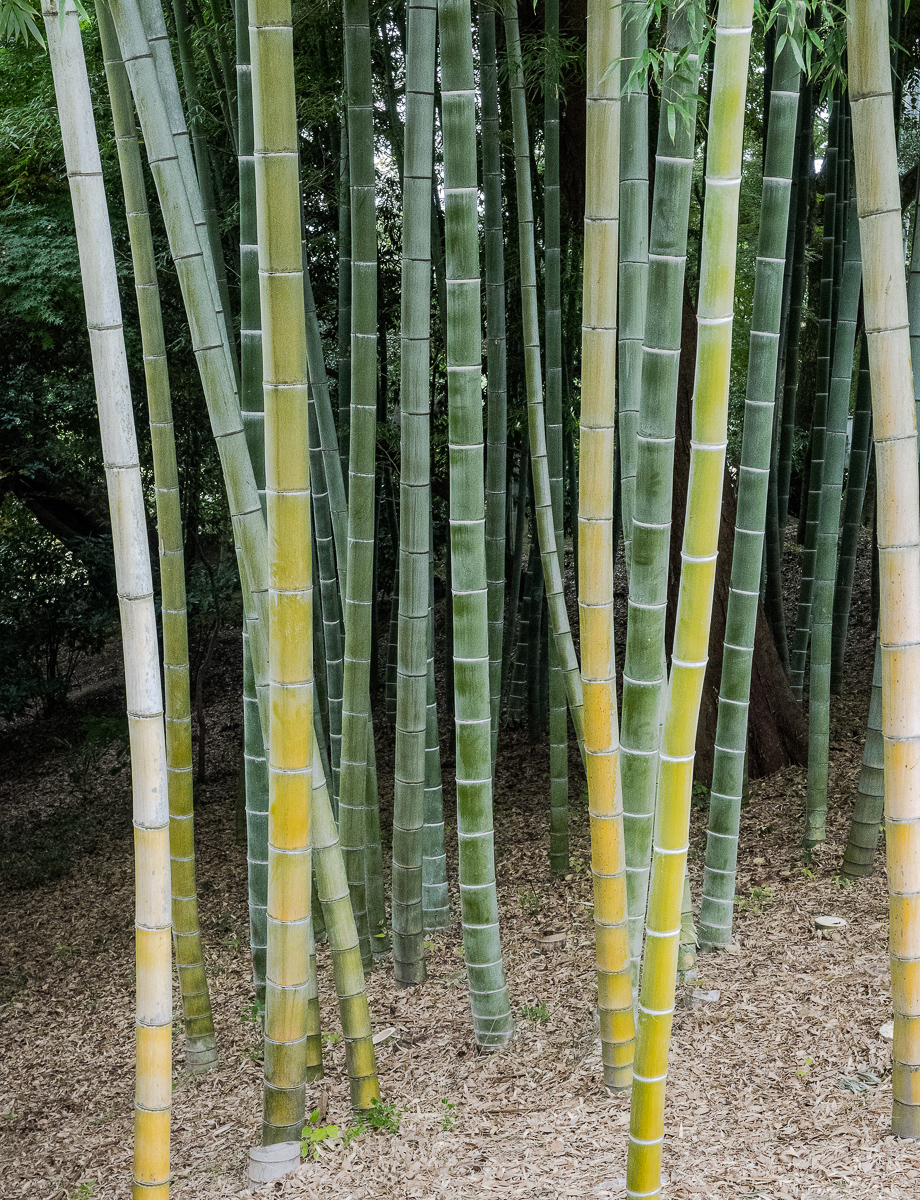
[339,0,379,968]
[43,3,172,1190]
[392,0,437,987]
[98,1,216,1070]
[249,0,314,1142]
[503,0,585,761]
[620,8,701,977]
[617,0,648,572]
[439,0,513,1049]
[578,0,635,1095]
[842,634,884,877]
[627,1,753,1190]
[698,11,802,951]
[848,0,920,1138]
[479,1,506,761]
[805,194,861,847]
[831,337,873,691]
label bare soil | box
[2,530,917,1200]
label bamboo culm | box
[842,634,884,877]
[43,3,172,1190]
[98,0,217,1071]
[698,11,801,951]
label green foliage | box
[301,1109,343,1158]
[359,1098,405,1135]
[439,1098,456,1130]
[690,781,709,810]
[521,1001,550,1023]
[300,1097,406,1159]
[0,507,115,719]
[0,0,43,48]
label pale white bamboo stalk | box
[848,0,920,1139]
[41,1,171,1192]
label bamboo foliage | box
[698,11,801,951]
[97,0,217,1070]
[392,0,437,988]
[42,3,172,1191]
[628,1,753,1191]
[439,0,513,1049]
[847,0,920,1138]
[578,0,635,1094]
[249,0,314,1143]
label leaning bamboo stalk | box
[43,2,171,1191]
[578,0,635,1094]
[848,0,920,1138]
[698,11,801,950]
[249,0,314,1142]
[105,0,270,716]
[439,0,513,1048]
[503,0,585,761]
[620,7,701,977]
[627,1,753,1191]
[98,1,216,1070]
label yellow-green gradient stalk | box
[848,0,920,1139]
[627,0,753,1192]
[249,0,314,1144]
[578,0,634,1094]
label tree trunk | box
[668,299,807,784]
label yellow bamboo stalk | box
[578,0,634,1094]
[249,0,314,1144]
[627,0,753,1192]
[848,0,920,1139]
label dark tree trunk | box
[666,301,808,785]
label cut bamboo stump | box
[248,1142,300,1184]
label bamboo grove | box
[11,0,920,1191]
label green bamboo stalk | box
[439,0,513,1048]
[339,0,378,970]
[232,0,269,1006]
[848,0,920,1135]
[311,734,381,1111]
[617,0,648,572]
[503,0,585,761]
[620,8,701,978]
[579,0,635,1095]
[805,193,861,847]
[697,10,801,952]
[364,720,388,957]
[392,0,437,987]
[789,97,840,699]
[337,117,352,492]
[249,0,314,1142]
[501,446,529,712]
[628,0,753,1190]
[479,1,506,764]
[423,556,449,928]
[170,0,236,370]
[44,3,172,1188]
[98,1,217,1070]
[842,633,883,876]
[830,338,873,693]
[544,0,568,874]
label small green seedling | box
[301,1108,341,1159]
[71,1186,95,1200]
[440,1098,456,1131]
[522,1001,550,1024]
[690,781,709,810]
[361,1097,405,1135]
[241,1001,265,1025]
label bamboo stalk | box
[439,0,513,1048]
[43,3,172,1191]
[842,633,884,877]
[98,0,216,1070]
[249,0,314,1142]
[578,0,635,1095]
[698,10,802,950]
[627,1,753,1190]
[848,0,920,1138]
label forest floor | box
[2,530,919,1199]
